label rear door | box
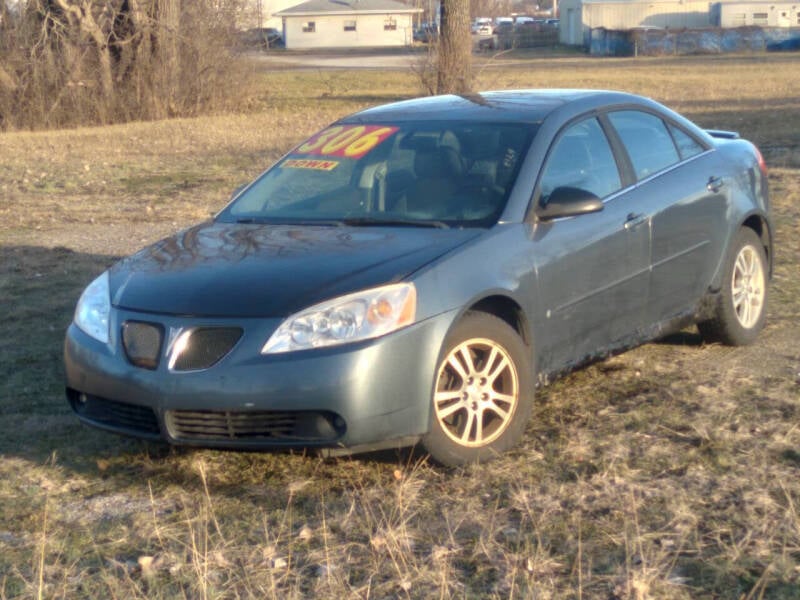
[605,110,729,324]
[530,116,651,374]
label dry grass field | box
[1,53,799,599]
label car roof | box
[341,90,648,124]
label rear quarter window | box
[668,123,706,160]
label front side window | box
[538,117,622,204]
[219,122,535,228]
[608,110,680,180]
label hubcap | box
[732,244,765,329]
[434,338,518,447]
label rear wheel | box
[421,312,533,467]
[698,228,768,346]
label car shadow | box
[1,244,133,466]
[654,329,704,346]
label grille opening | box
[122,321,164,370]
[67,389,160,436]
[166,410,345,442]
[171,327,243,371]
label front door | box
[529,116,651,374]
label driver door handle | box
[707,176,726,193]
[624,212,648,230]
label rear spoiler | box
[706,129,740,140]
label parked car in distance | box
[471,17,492,34]
[239,27,283,49]
[413,23,438,42]
[493,21,514,35]
[65,90,771,467]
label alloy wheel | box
[731,244,765,329]
[433,338,518,447]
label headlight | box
[74,271,111,344]
[262,283,416,354]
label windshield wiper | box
[341,217,450,229]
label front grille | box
[171,327,242,371]
[122,321,164,370]
[67,390,160,436]
[166,410,345,442]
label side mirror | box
[537,186,604,221]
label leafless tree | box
[0,0,247,130]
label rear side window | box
[608,110,680,180]
[539,117,622,203]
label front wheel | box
[698,228,768,346]
[421,312,533,467]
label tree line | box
[0,0,475,131]
[0,0,246,130]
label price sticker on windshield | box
[295,125,398,159]
[283,158,340,171]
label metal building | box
[559,0,713,44]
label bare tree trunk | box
[52,0,114,111]
[436,0,472,95]
[0,1,15,91]
[126,0,157,116]
[0,0,9,31]
[155,0,180,115]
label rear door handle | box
[624,212,648,230]
[707,176,726,193]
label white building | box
[276,0,421,49]
[711,1,800,26]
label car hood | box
[109,221,480,317]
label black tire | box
[421,311,533,467]
[698,228,768,346]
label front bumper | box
[64,307,457,452]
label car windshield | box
[218,121,535,228]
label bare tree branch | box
[50,0,114,106]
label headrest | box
[414,146,464,179]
